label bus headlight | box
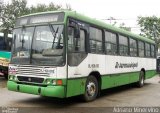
[9,75,15,80]
[52,80,56,85]
[45,79,51,84]
[14,76,17,81]
[9,75,13,80]
[45,79,57,85]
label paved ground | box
[0,75,160,113]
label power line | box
[101,18,138,20]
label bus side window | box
[119,35,129,56]
[130,38,137,57]
[67,26,87,66]
[151,44,155,58]
[68,26,74,52]
[105,31,117,55]
[89,27,103,54]
[145,43,151,57]
[138,41,145,57]
[68,27,86,52]
[79,29,85,52]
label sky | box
[4,0,160,34]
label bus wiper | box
[49,24,55,33]
[49,25,59,49]
[52,27,59,48]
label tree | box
[0,0,71,39]
[137,16,160,51]
[0,0,29,36]
[119,22,131,31]
[29,3,63,14]
[0,0,3,13]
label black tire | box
[136,71,145,88]
[83,76,99,102]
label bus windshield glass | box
[0,33,12,51]
[11,24,64,66]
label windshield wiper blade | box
[49,24,55,33]
[51,26,59,49]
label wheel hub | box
[87,82,96,97]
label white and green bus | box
[8,11,156,101]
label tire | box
[136,71,145,88]
[83,76,99,102]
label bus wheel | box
[83,76,98,102]
[136,71,145,88]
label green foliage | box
[29,3,63,14]
[137,16,160,50]
[119,22,131,31]
[0,0,71,34]
[1,0,29,33]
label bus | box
[7,11,156,101]
[0,32,12,79]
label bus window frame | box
[118,34,129,56]
[104,30,118,55]
[89,26,103,54]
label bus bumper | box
[7,81,65,98]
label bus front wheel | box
[136,71,145,87]
[83,76,99,102]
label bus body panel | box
[7,81,65,98]
[66,54,156,97]
[67,54,156,79]
[105,55,156,74]
[66,78,86,97]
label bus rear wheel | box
[136,71,145,87]
[83,76,98,102]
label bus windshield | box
[0,33,12,51]
[11,24,64,66]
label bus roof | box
[19,10,66,18]
[19,10,155,44]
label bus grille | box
[17,76,44,83]
[16,65,49,76]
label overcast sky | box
[5,0,160,34]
